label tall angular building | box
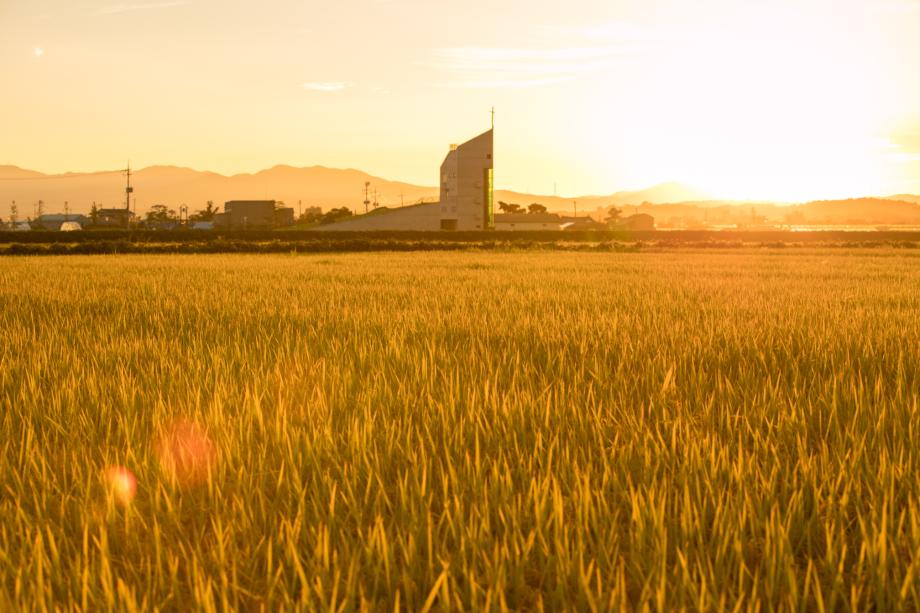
[439,129,493,230]
[316,126,494,232]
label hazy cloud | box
[302,82,353,92]
[874,1,920,13]
[538,20,661,42]
[428,46,640,89]
[97,1,188,16]
[443,77,574,90]
[426,19,659,90]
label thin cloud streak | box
[302,82,353,92]
[875,1,920,13]
[97,1,188,15]
[427,45,642,89]
[442,76,574,90]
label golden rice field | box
[1,250,919,610]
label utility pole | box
[373,189,378,209]
[363,182,370,214]
[123,163,133,210]
[10,201,17,226]
[64,201,70,220]
[37,200,44,219]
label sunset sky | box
[2,0,919,201]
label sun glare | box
[105,466,137,507]
[580,0,906,201]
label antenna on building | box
[491,106,495,130]
[363,181,371,214]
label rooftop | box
[495,213,562,224]
[37,214,88,221]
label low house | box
[494,212,564,231]
[35,214,89,231]
[560,216,608,231]
[95,208,136,228]
[214,200,296,229]
[274,206,295,227]
[616,214,656,231]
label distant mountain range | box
[0,164,710,215]
[2,164,919,226]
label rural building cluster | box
[213,201,295,229]
[315,127,653,232]
[2,124,653,233]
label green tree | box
[190,201,219,222]
[528,203,547,214]
[146,204,177,224]
[298,207,323,224]
[319,207,353,224]
[605,206,623,226]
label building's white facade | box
[439,130,494,231]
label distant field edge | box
[2,234,920,256]
[3,229,920,246]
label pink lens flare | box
[105,466,138,506]
[155,419,217,487]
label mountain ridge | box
[1,165,919,227]
[0,164,716,214]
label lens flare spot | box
[155,420,217,487]
[105,466,137,506]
